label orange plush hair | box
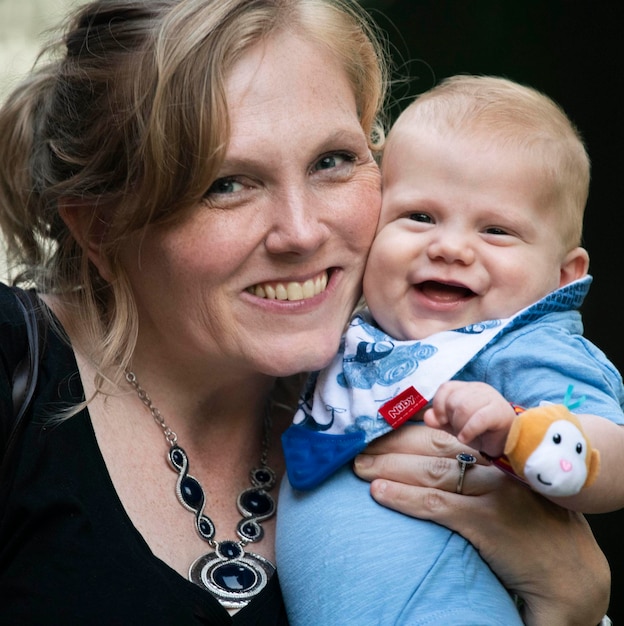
[504,404,600,494]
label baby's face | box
[363,126,588,340]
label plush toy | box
[503,403,600,497]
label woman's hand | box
[354,425,610,626]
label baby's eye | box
[408,213,433,223]
[205,177,244,196]
[313,152,355,172]
[484,226,509,235]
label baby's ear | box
[559,246,589,287]
[58,198,113,282]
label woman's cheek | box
[346,165,382,250]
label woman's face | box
[119,30,381,380]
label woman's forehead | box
[223,30,360,145]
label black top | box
[0,283,288,625]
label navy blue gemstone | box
[240,490,272,515]
[241,522,259,538]
[213,563,257,592]
[220,541,243,559]
[457,452,477,464]
[171,448,184,467]
[181,477,203,508]
[198,518,214,537]
[254,469,271,484]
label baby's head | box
[386,75,589,248]
[364,75,590,340]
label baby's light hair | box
[389,75,590,249]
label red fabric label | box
[379,386,427,428]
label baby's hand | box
[424,381,517,457]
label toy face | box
[523,419,588,496]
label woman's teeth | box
[248,272,328,301]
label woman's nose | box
[426,230,475,265]
[264,190,330,256]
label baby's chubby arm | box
[423,380,516,458]
[425,381,624,512]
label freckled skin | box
[115,31,381,381]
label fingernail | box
[354,454,373,469]
[376,480,387,498]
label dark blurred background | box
[361,0,623,621]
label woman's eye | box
[408,213,432,223]
[205,177,243,196]
[313,152,355,172]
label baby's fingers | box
[423,406,448,429]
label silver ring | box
[456,452,477,494]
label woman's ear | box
[58,199,114,282]
[559,246,590,287]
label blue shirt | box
[277,278,624,625]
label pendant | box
[168,444,277,608]
[126,371,278,610]
[189,541,276,609]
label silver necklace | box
[125,371,277,610]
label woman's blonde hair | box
[0,0,389,388]
[391,75,590,249]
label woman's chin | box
[259,333,342,377]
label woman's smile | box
[246,270,329,301]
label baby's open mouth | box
[416,280,475,302]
